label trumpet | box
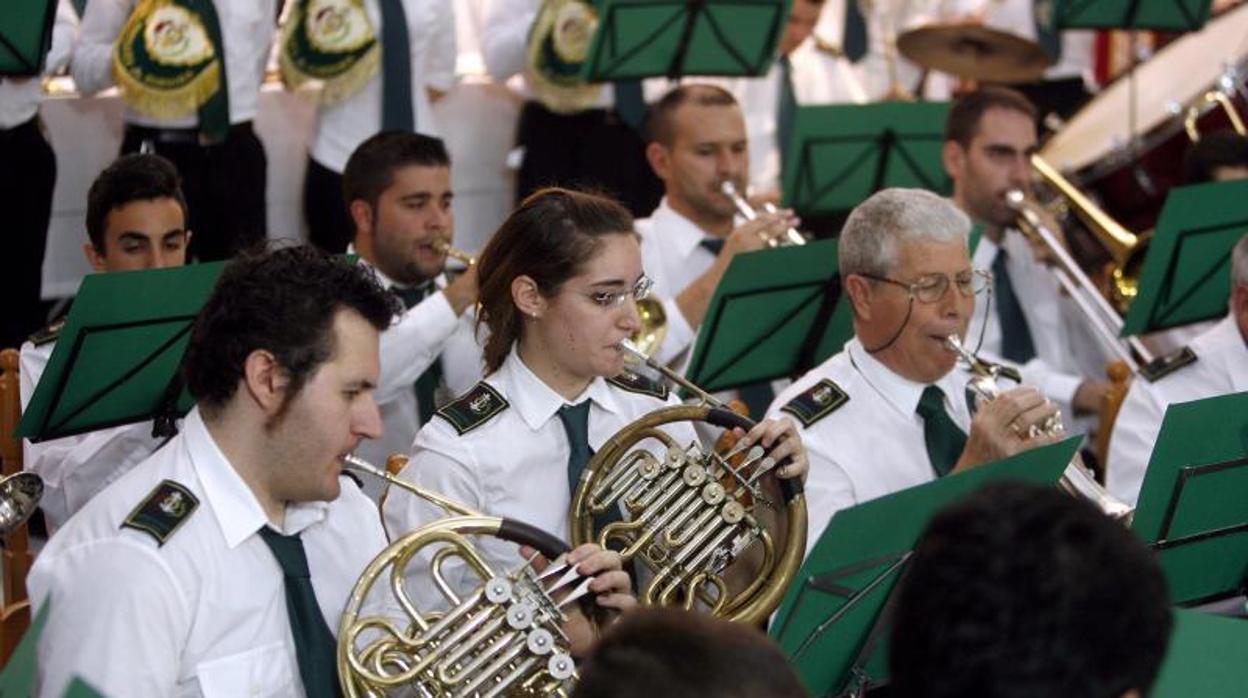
[719,181,807,247]
[944,336,1135,523]
[432,239,476,267]
[565,340,807,623]
[338,455,592,697]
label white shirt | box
[361,259,484,482]
[635,198,720,366]
[766,336,976,557]
[0,0,77,129]
[381,348,694,603]
[481,0,618,109]
[19,337,168,534]
[72,0,276,127]
[309,0,457,172]
[29,408,389,698]
[969,230,1086,411]
[1107,315,1248,506]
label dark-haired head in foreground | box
[889,482,1172,698]
[572,608,809,698]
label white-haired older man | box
[1107,233,1248,506]
[767,188,1061,553]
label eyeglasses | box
[583,275,655,308]
[859,269,991,304]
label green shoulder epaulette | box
[607,369,669,400]
[1140,346,1198,383]
[780,379,849,428]
[436,382,509,435]
[27,319,64,347]
[121,480,199,546]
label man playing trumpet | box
[344,131,485,485]
[768,188,1061,553]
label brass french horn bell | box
[337,455,593,697]
[0,472,42,536]
[568,340,807,624]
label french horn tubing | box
[338,455,596,697]
[568,340,808,625]
[943,336,1135,523]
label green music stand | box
[1,0,58,76]
[781,102,952,218]
[1052,0,1213,32]
[1132,391,1248,606]
[684,240,841,393]
[771,437,1077,696]
[581,0,789,81]
[1121,180,1248,336]
[18,263,224,443]
[0,602,48,695]
[1152,608,1248,697]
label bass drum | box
[1040,3,1248,232]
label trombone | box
[720,181,808,247]
[1008,161,1154,373]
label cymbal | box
[897,23,1053,83]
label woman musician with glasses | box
[381,187,808,649]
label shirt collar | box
[651,197,720,259]
[347,243,444,291]
[185,408,329,548]
[847,337,966,418]
[499,349,621,432]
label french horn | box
[338,455,598,697]
[944,336,1135,523]
[568,340,808,624]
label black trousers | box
[514,101,663,218]
[1,117,56,348]
[121,121,267,262]
[303,157,353,254]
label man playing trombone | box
[768,188,1061,554]
[943,86,1112,421]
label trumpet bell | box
[0,472,42,536]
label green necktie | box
[613,79,645,130]
[394,283,443,425]
[257,527,340,698]
[558,402,619,529]
[699,237,725,255]
[776,55,797,165]
[1034,0,1062,62]
[194,0,230,143]
[992,250,1036,364]
[380,0,414,132]
[915,386,967,478]
[844,0,867,62]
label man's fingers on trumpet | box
[987,386,1061,441]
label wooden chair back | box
[1095,360,1133,483]
[0,348,33,666]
